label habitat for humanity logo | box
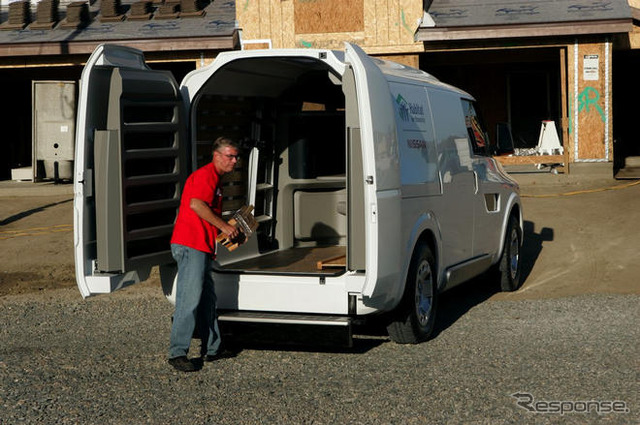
[395,94,425,123]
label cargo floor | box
[220,245,346,275]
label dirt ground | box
[497,169,640,300]
[0,186,75,297]
[1,165,639,300]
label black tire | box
[387,243,437,344]
[498,215,522,292]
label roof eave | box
[415,19,634,42]
[0,31,239,57]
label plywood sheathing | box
[294,0,364,34]
[237,0,423,53]
[567,41,613,162]
[375,54,419,68]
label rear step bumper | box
[218,311,353,347]
[219,311,352,326]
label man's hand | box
[220,222,239,240]
[190,198,239,239]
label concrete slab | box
[615,156,640,179]
[503,162,625,196]
[0,180,73,197]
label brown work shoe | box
[168,356,197,372]
[203,349,237,362]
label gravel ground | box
[1,169,639,424]
[1,282,637,425]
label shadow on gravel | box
[520,220,554,284]
[0,198,72,226]
[431,274,499,339]
[221,322,387,354]
[430,220,553,339]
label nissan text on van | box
[74,43,523,345]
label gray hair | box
[212,136,239,153]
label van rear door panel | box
[74,45,188,297]
[344,43,402,304]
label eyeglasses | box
[216,151,239,160]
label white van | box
[73,43,523,345]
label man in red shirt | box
[168,137,240,372]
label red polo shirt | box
[170,162,223,256]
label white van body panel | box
[74,43,522,329]
[74,45,158,298]
[343,43,402,306]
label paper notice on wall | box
[583,55,599,81]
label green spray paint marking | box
[299,40,313,48]
[578,87,605,123]
[569,96,573,135]
[401,9,413,35]
[569,86,606,135]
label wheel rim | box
[508,228,520,280]
[414,259,434,327]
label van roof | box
[371,56,472,97]
[216,47,473,99]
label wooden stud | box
[560,46,570,173]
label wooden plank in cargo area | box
[223,246,346,274]
[317,254,346,270]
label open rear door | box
[74,44,188,298]
[344,43,402,305]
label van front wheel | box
[387,243,437,344]
[497,215,522,292]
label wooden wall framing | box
[237,1,617,170]
[493,38,614,170]
[236,0,423,54]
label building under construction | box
[0,0,639,179]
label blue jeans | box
[169,244,221,359]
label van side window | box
[461,100,489,156]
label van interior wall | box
[197,59,348,273]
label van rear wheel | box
[387,243,437,344]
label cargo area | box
[194,56,349,275]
